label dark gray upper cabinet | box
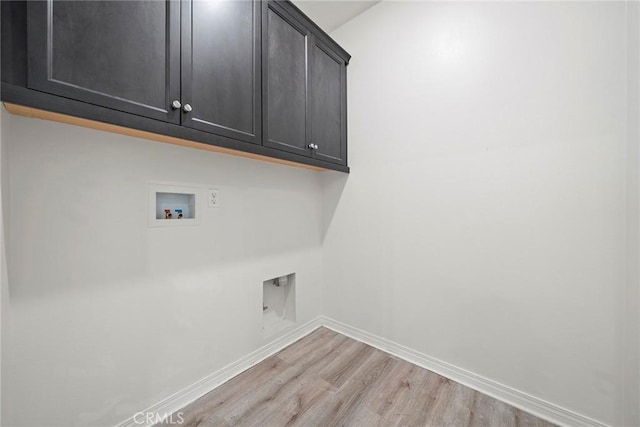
[27,0,181,123]
[263,1,349,165]
[9,0,350,171]
[310,38,347,166]
[181,0,261,144]
[262,1,311,157]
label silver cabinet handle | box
[183,104,193,113]
[171,100,181,109]
[308,143,315,149]
[314,144,319,150]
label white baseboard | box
[114,316,324,427]
[116,315,609,427]
[319,316,609,427]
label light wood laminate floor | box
[158,327,556,427]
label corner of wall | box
[319,170,349,319]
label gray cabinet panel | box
[27,0,180,123]
[311,41,346,165]
[263,1,348,165]
[263,2,310,156]
[182,0,261,144]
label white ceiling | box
[292,1,381,33]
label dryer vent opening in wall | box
[263,273,296,338]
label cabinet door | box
[310,39,347,166]
[262,1,311,157]
[27,0,180,123]
[181,0,261,144]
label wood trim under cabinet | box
[3,102,328,172]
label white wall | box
[1,2,636,426]
[625,1,640,425]
[0,111,325,427]
[0,83,7,427]
[324,2,629,425]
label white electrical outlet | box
[208,189,220,208]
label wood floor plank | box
[203,337,357,425]
[469,391,519,427]
[308,350,398,426]
[210,364,313,424]
[318,339,376,389]
[157,355,290,427]
[379,362,441,426]
[514,408,557,427]
[436,382,476,426]
[281,350,394,427]
[366,357,419,418]
[243,377,333,427]
[155,328,557,427]
[276,327,339,364]
[416,375,457,426]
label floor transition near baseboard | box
[156,327,555,427]
[118,316,607,427]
